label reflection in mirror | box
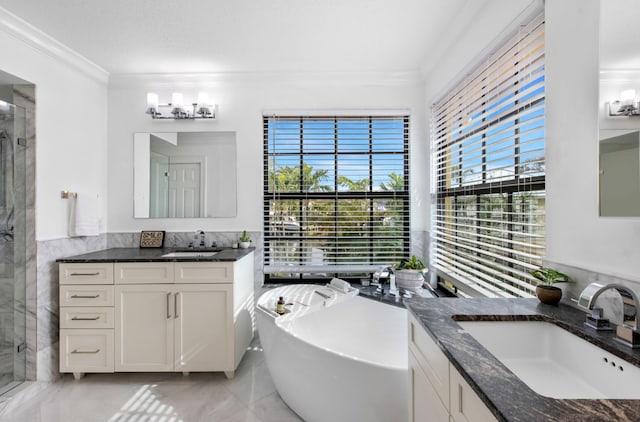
[598,1,640,217]
[134,132,237,218]
[599,130,640,216]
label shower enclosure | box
[0,99,26,394]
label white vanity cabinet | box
[59,252,254,380]
[59,263,115,380]
[408,312,497,422]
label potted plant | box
[394,255,428,292]
[530,267,571,305]
[238,230,251,249]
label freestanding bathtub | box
[257,284,408,422]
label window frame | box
[431,14,546,298]
[263,115,410,283]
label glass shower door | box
[0,100,26,394]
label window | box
[432,14,545,298]
[263,115,409,282]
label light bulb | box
[146,93,159,114]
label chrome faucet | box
[198,230,206,248]
[578,283,640,348]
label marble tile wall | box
[545,258,640,325]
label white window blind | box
[263,116,410,281]
[432,14,545,298]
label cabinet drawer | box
[408,312,450,409]
[60,307,114,329]
[59,263,114,285]
[450,365,498,422]
[115,262,174,284]
[60,285,114,307]
[60,329,114,373]
[175,262,233,283]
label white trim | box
[0,6,108,84]
[262,109,411,117]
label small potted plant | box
[530,267,571,305]
[238,230,251,249]
[394,255,428,292]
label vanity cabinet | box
[59,253,254,380]
[408,312,497,422]
[59,263,115,379]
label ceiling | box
[0,1,637,76]
[0,0,470,74]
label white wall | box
[107,72,426,233]
[0,9,108,241]
[543,0,640,282]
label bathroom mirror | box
[598,1,640,217]
[599,130,640,216]
[134,132,237,218]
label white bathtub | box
[257,285,408,422]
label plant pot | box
[536,285,562,305]
[395,269,427,292]
[239,241,250,249]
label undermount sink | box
[457,320,640,399]
[161,251,218,258]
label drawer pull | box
[167,292,172,319]
[71,316,100,321]
[70,294,101,299]
[71,349,100,354]
[70,272,100,276]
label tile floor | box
[0,337,302,422]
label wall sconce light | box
[608,89,640,117]
[145,92,216,120]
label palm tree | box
[379,172,404,191]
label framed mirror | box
[134,132,237,218]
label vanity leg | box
[224,370,234,379]
[182,371,190,376]
[72,372,85,380]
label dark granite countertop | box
[56,247,255,263]
[405,297,640,421]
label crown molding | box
[109,70,422,89]
[0,6,108,84]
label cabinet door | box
[450,366,498,422]
[409,350,449,422]
[174,284,233,371]
[115,285,174,371]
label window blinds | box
[263,116,410,280]
[432,14,545,298]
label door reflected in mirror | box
[599,130,640,216]
[134,132,237,218]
